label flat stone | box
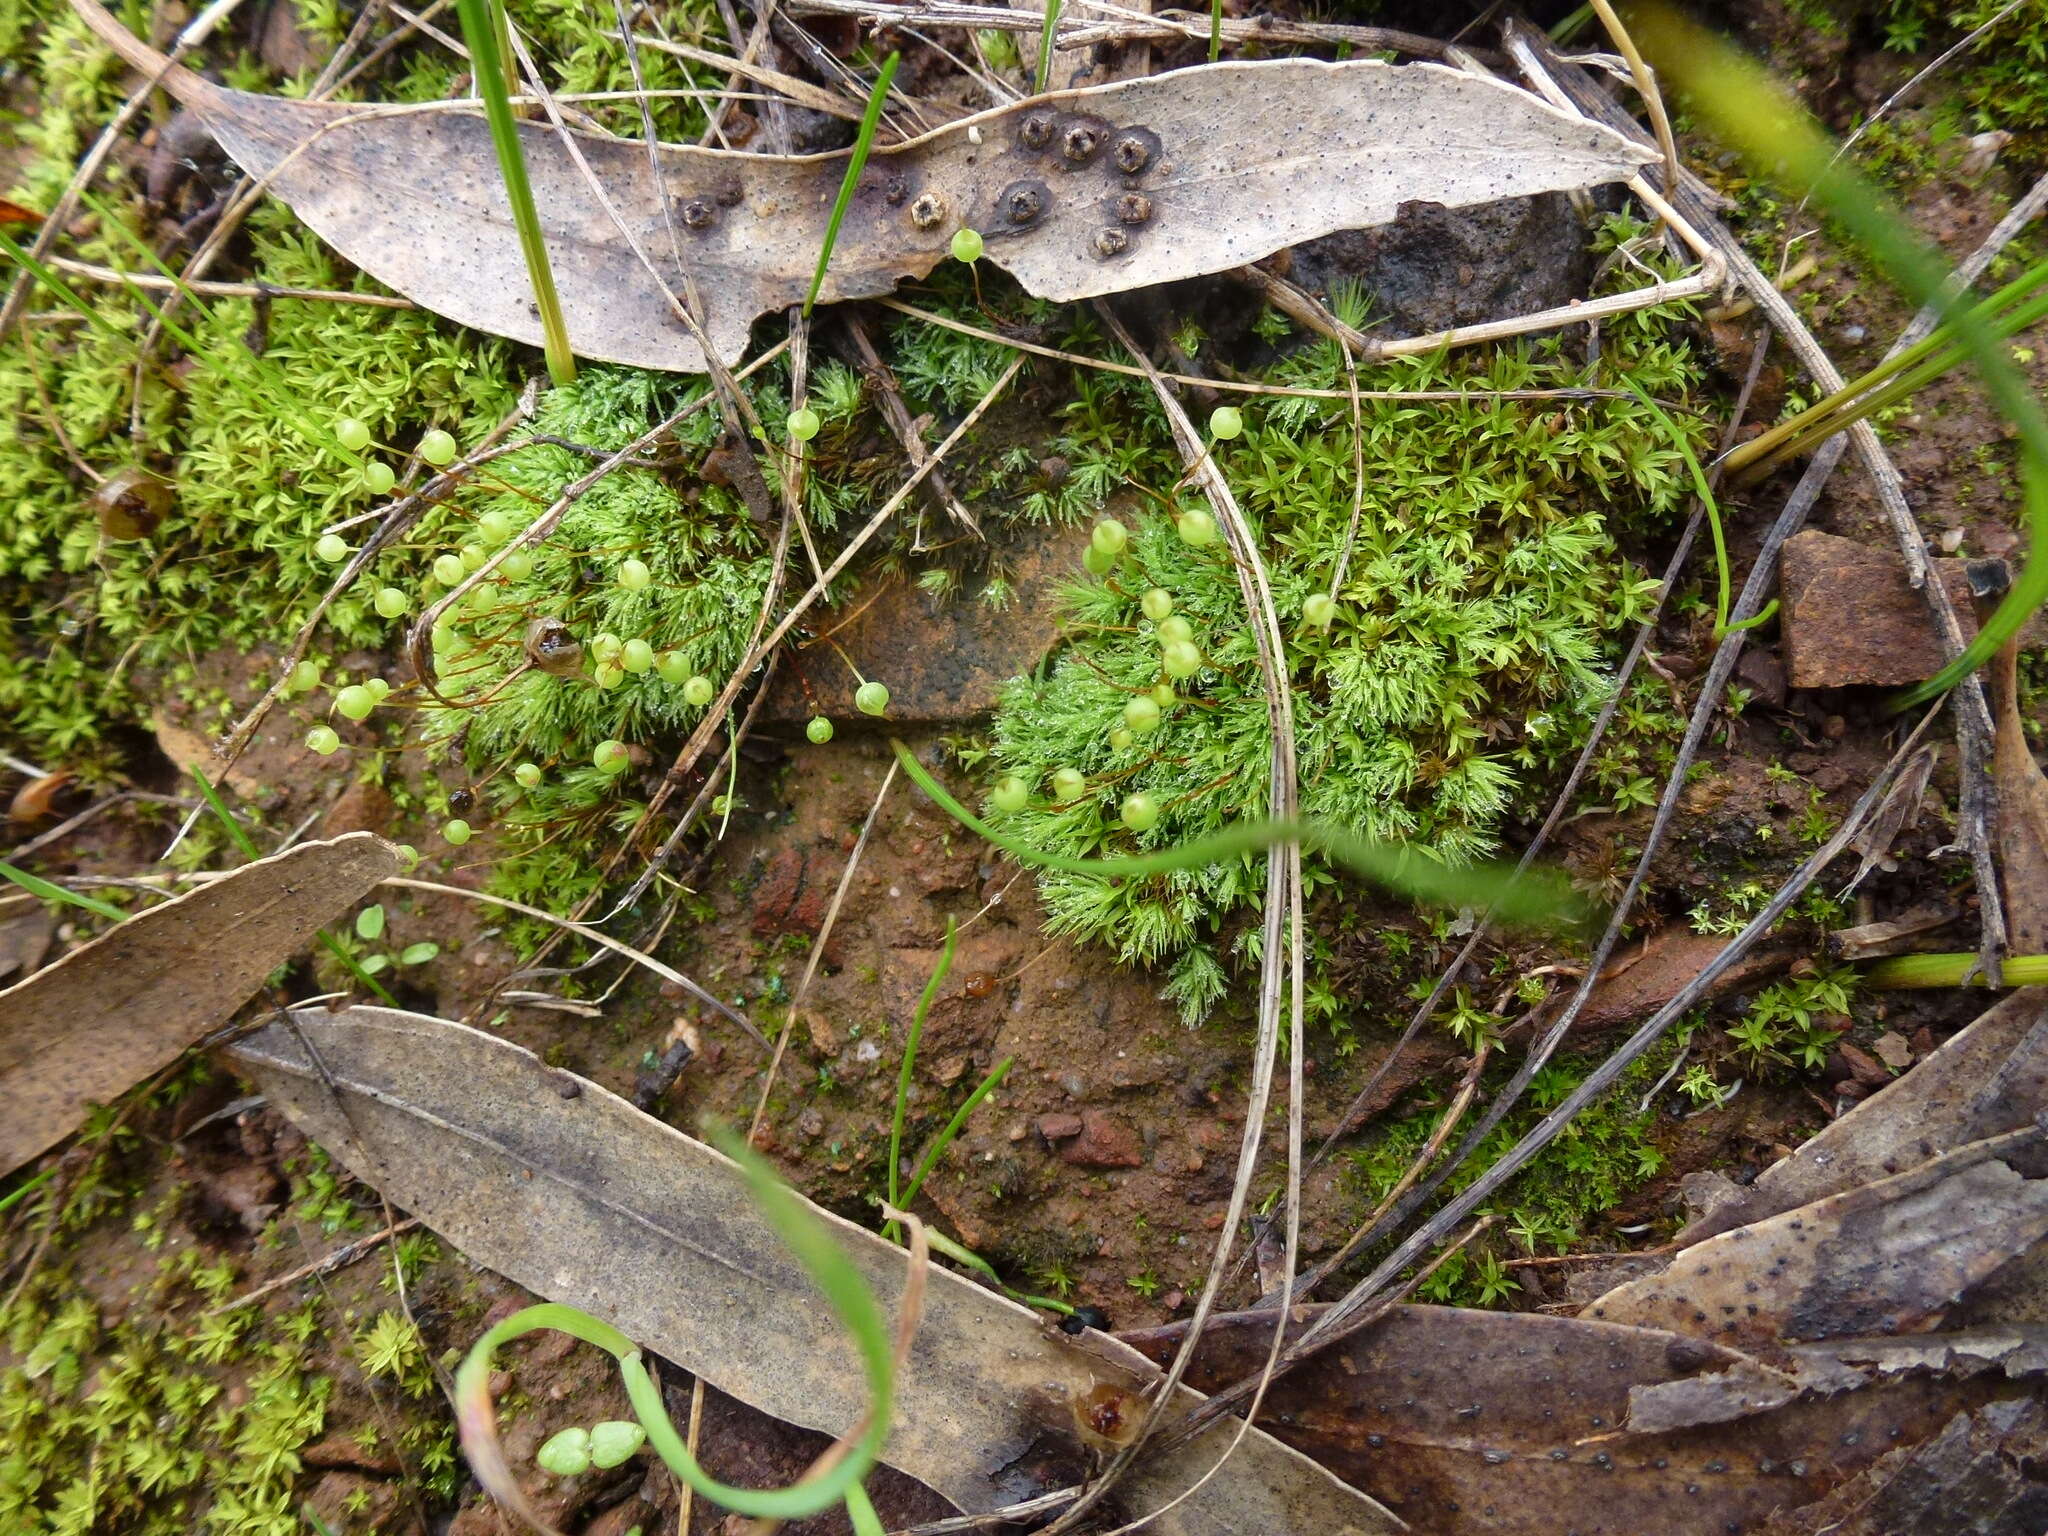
[1036,1112,1084,1141]
[1056,1109,1143,1169]
[762,518,1085,725]
[1779,530,2048,688]
[1282,193,1592,338]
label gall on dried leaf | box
[72,0,1653,373]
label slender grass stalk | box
[1035,0,1061,93]
[1208,0,1223,63]
[1725,256,2048,480]
[454,0,575,384]
[805,52,900,315]
[1864,950,2048,988]
[0,859,125,920]
[899,1056,1012,1211]
[1634,6,2048,713]
[888,741,1583,928]
[454,1127,892,1522]
[1623,380,1737,638]
[885,919,955,1240]
[0,1166,58,1215]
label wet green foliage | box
[973,270,1705,1019]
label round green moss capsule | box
[363,461,396,496]
[806,716,834,744]
[288,659,321,693]
[786,406,821,442]
[592,661,626,691]
[373,586,408,619]
[1209,405,1244,441]
[855,680,890,716]
[617,557,652,591]
[591,633,623,664]
[1121,791,1161,831]
[1052,767,1087,801]
[950,227,984,263]
[621,638,655,674]
[1108,727,1135,751]
[305,725,340,755]
[431,553,466,587]
[535,1427,590,1477]
[335,684,375,720]
[514,762,543,790]
[363,677,390,702]
[314,533,350,564]
[394,844,419,868]
[1176,509,1218,547]
[588,1420,645,1469]
[1162,640,1202,678]
[476,510,514,545]
[1091,518,1128,557]
[1141,588,1174,622]
[500,549,535,581]
[1081,545,1116,577]
[334,416,372,453]
[1124,695,1162,734]
[991,775,1028,812]
[1156,615,1193,646]
[655,650,690,685]
[594,740,630,775]
[1149,682,1176,708]
[460,542,489,572]
[418,428,458,467]
[1303,592,1337,629]
[442,818,473,845]
[712,793,735,815]
[683,675,716,707]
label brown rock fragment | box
[1780,531,2048,688]
[1058,1109,1143,1169]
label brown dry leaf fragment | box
[1567,927,1798,1033]
[1842,741,1938,895]
[7,769,74,824]
[0,197,40,226]
[1988,630,2048,951]
[1586,1127,2048,1359]
[0,908,55,983]
[1122,1304,2004,1536]
[1827,900,1959,962]
[72,0,1652,373]
[0,833,399,1175]
[226,1006,1400,1536]
[1679,989,2048,1243]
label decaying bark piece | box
[227,1006,1400,1536]
[1679,989,2048,1243]
[73,0,1652,373]
[1587,1127,2048,1358]
[0,833,399,1174]
[1123,1304,2027,1536]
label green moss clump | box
[978,280,1704,1020]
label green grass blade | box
[889,741,1583,929]
[1208,0,1223,62]
[886,920,956,1236]
[1035,1,1061,93]
[454,0,576,384]
[899,1055,1012,1211]
[1864,950,2048,988]
[806,52,900,315]
[0,860,125,920]
[1634,7,2048,713]
[1621,379,1731,637]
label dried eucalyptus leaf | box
[227,1005,1398,1534]
[1585,1126,2048,1359]
[74,0,1653,373]
[0,832,399,1175]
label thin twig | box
[207,1217,420,1315]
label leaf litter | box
[0,832,398,1175]
[71,0,1652,372]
